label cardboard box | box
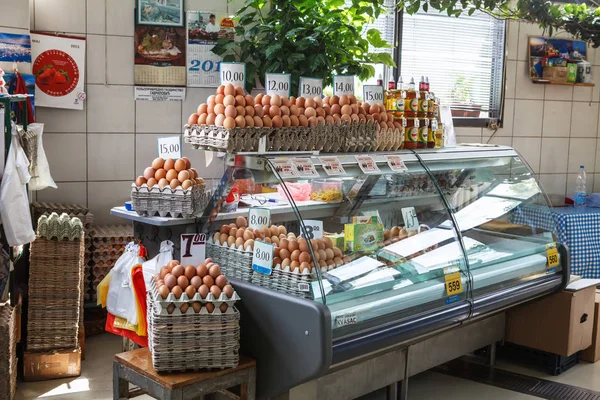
[506,284,595,356]
[78,328,85,360]
[543,66,568,84]
[23,348,81,382]
[580,291,600,362]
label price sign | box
[363,85,384,105]
[354,155,380,174]
[299,77,323,98]
[302,220,323,240]
[546,243,559,268]
[252,240,274,275]
[271,158,297,178]
[220,62,246,89]
[401,207,419,232]
[320,156,346,176]
[180,233,206,266]
[386,155,408,172]
[291,158,319,178]
[333,75,355,96]
[444,272,463,296]
[248,207,271,230]
[157,136,181,160]
[266,73,291,97]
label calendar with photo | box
[134,25,186,86]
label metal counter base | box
[271,313,504,400]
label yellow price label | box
[445,272,463,296]
[547,247,559,268]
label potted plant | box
[450,75,481,118]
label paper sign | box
[299,77,323,98]
[220,62,246,88]
[385,155,408,172]
[320,156,346,176]
[401,207,419,232]
[432,119,439,131]
[546,244,559,268]
[248,207,271,230]
[271,159,297,178]
[266,73,291,97]
[363,85,384,105]
[333,75,355,96]
[291,158,319,178]
[302,220,323,240]
[354,155,380,174]
[135,87,185,102]
[180,233,206,266]
[444,272,463,296]
[252,240,274,275]
[158,136,182,160]
[334,313,357,328]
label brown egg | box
[330,104,342,115]
[235,94,246,107]
[245,94,255,106]
[232,237,243,248]
[215,275,227,289]
[164,169,177,182]
[290,260,300,272]
[279,248,291,260]
[224,83,235,96]
[196,264,208,277]
[318,240,326,250]
[135,176,147,187]
[242,230,254,242]
[223,94,235,107]
[330,95,339,105]
[305,97,316,108]
[185,285,196,299]
[263,115,273,127]
[272,115,283,128]
[203,275,214,287]
[207,95,216,105]
[172,265,184,277]
[262,95,271,106]
[181,266,195,281]
[235,105,246,116]
[273,257,282,267]
[279,105,290,116]
[173,159,185,172]
[334,256,343,266]
[143,167,155,180]
[205,303,215,313]
[159,266,169,279]
[270,94,282,106]
[300,262,311,272]
[290,104,299,116]
[209,265,221,278]
[164,273,177,289]
[168,260,179,269]
[197,103,208,114]
[281,115,291,127]
[318,249,327,261]
[325,248,335,260]
[198,284,209,299]
[281,258,291,268]
[190,275,202,289]
[191,302,202,313]
[157,178,168,188]
[181,180,193,190]
[223,284,234,298]
[158,285,169,299]
[339,95,350,106]
[219,303,228,313]
[224,104,237,118]
[369,104,380,114]
[288,239,299,252]
[318,260,327,268]
[218,233,228,244]
[215,94,225,105]
[279,238,290,250]
[255,93,264,105]
[235,85,245,96]
[341,105,352,116]
[245,105,255,117]
[210,285,222,298]
[333,247,343,257]
[227,236,235,246]
[290,249,301,261]
[166,304,176,314]
[169,179,181,189]
[236,228,245,239]
[298,115,308,127]
[214,103,225,115]
[269,105,281,118]
[244,239,254,249]
[299,251,311,263]
[177,275,189,288]
[245,115,255,128]
[278,226,287,235]
[235,115,246,128]
[171,285,183,299]
[216,85,225,95]
[253,116,264,127]
[262,104,270,116]
[175,170,189,183]
[153,168,166,181]
[304,107,316,118]
[296,96,306,108]
[223,117,236,129]
[178,303,188,314]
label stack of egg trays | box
[206,239,253,282]
[0,304,17,400]
[184,124,269,152]
[251,264,316,300]
[27,236,84,351]
[131,183,210,218]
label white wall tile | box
[567,172,594,198]
[481,135,512,146]
[592,66,600,102]
[595,140,600,172]
[185,0,227,12]
[182,87,218,126]
[594,173,600,193]
[36,105,87,133]
[515,61,544,100]
[106,36,134,85]
[540,138,569,174]
[37,182,87,205]
[573,86,594,102]
[513,100,543,137]
[87,0,106,34]
[106,0,134,36]
[34,0,86,34]
[513,137,541,173]
[538,174,567,197]
[44,133,87,181]
[136,100,182,133]
[506,20,519,61]
[504,60,516,99]
[454,127,482,137]
[135,133,161,176]
[498,99,514,136]
[87,181,132,224]
[87,134,134,180]
[568,138,597,173]
[86,35,106,85]
[571,102,599,138]
[545,84,573,101]
[0,0,29,29]
[87,85,135,132]
[542,101,571,137]
[517,22,544,61]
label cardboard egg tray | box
[206,240,253,282]
[0,304,17,400]
[148,279,241,316]
[251,264,316,299]
[31,202,94,233]
[373,127,404,151]
[131,183,211,218]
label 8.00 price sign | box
[220,62,246,89]
[248,207,271,230]
[252,240,274,275]
[363,85,384,105]
[266,73,291,97]
[299,77,323,98]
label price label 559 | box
[445,272,463,296]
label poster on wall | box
[528,36,589,83]
[30,33,85,110]
[137,0,184,27]
[187,11,235,87]
[135,25,186,86]
[0,33,31,73]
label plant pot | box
[451,104,482,118]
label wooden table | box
[113,348,256,400]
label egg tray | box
[184,124,270,152]
[373,127,405,152]
[206,240,254,282]
[131,183,211,218]
[31,202,94,233]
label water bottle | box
[575,165,587,208]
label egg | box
[198,285,209,299]
[290,261,300,272]
[244,239,254,249]
[305,97,316,108]
[232,237,243,248]
[245,115,255,128]
[169,179,181,189]
[203,275,214,287]
[215,275,227,289]
[316,107,325,118]
[318,240,326,250]
[235,95,246,107]
[223,284,234,298]
[331,104,341,115]
[304,107,316,118]
[300,262,311,272]
[290,249,300,261]
[325,248,335,260]
[341,104,352,116]
[369,104,380,114]
[272,115,283,128]
[206,113,217,125]
[181,180,192,190]
[245,95,255,106]
[241,230,254,242]
[232,85,243,96]
[318,249,327,261]
[190,276,202,289]
[281,258,291,268]
[224,83,236,96]
[209,265,221,278]
[151,157,166,170]
[263,115,273,127]
[298,115,308,127]
[192,302,202,313]
[135,176,146,187]
[279,238,289,250]
[175,170,189,182]
[269,105,281,118]
[299,251,311,263]
[279,248,291,260]
[215,94,224,105]
[183,285,196,299]
[197,103,208,114]
[181,266,195,281]
[171,265,184,278]
[221,116,235,130]
[255,93,264,105]
[164,158,175,171]
[296,96,306,108]
[236,228,245,239]
[250,116,262,128]
[262,95,271,106]
[278,226,287,235]
[173,159,185,172]
[162,169,176,183]
[318,260,327,268]
[245,105,255,117]
[214,113,225,126]
[207,95,216,105]
[333,247,342,257]
[167,304,176,314]
[289,240,301,253]
[254,105,264,117]
[339,95,350,106]
[290,105,299,116]
[235,115,246,128]
[271,236,280,246]
[177,275,189,288]
[143,167,155,180]
[270,94,282,107]
[223,105,237,118]
[222,94,235,107]
[226,236,235,247]
[281,115,291,127]
[171,285,183,299]
[334,256,343,266]
[196,264,208,277]
[205,303,215,313]
[330,95,339,105]
[164,273,177,289]
[236,105,246,116]
[158,285,169,299]
[210,285,222,298]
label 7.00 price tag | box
[181,233,206,267]
[157,136,181,160]
[220,62,246,89]
[444,272,463,296]
[363,85,384,105]
[333,75,354,96]
[299,77,323,98]
[266,73,291,97]
[252,240,274,275]
[248,207,271,230]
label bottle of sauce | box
[376,74,383,87]
[427,118,436,148]
[418,117,429,148]
[404,117,419,149]
[404,78,419,118]
[394,76,406,117]
[386,70,397,113]
[417,76,429,118]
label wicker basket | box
[0,304,17,400]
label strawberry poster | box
[31,33,85,110]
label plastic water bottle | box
[575,165,587,208]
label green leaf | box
[265,43,283,59]
[366,28,391,48]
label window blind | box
[400,10,506,119]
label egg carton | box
[206,239,254,281]
[131,183,210,218]
[373,127,404,152]
[185,124,272,152]
[91,225,133,243]
[150,353,240,373]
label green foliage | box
[212,0,396,94]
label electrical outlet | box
[488,119,499,130]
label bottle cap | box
[581,165,585,168]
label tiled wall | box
[9,2,600,222]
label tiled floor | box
[14,334,600,399]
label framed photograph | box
[137,0,184,27]
[527,35,590,83]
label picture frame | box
[527,35,592,84]
[137,0,184,27]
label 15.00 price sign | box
[220,62,246,89]
[157,136,181,160]
[266,73,291,97]
[363,85,384,105]
[299,77,323,98]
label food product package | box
[106,243,146,325]
[142,240,174,288]
[277,182,311,202]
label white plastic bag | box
[0,123,35,246]
[440,105,456,147]
[142,240,174,288]
[106,243,144,325]
[27,123,56,191]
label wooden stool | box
[113,348,256,400]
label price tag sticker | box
[354,155,380,174]
[386,155,408,172]
[401,207,419,232]
[320,156,345,176]
[302,220,323,240]
[220,62,246,89]
[180,233,206,267]
[432,119,439,130]
[266,73,291,97]
[445,272,463,297]
[335,313,357,328]
[248,207,271,230]
[333,75,355,96]
[271,158,297,178]
[299,77,323,98]
[546,243,559,267]
[291,158,319,178]
[157,136,182,160]
[363,85,384,105]
[252,240,274,275]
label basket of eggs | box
[132,157,210,218]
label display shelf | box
[532,80,595,87]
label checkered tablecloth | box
[511,205,600,278]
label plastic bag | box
[27,123,57,191]
[106,243,145,325]
[440,105,456,148]
[142,240,174,288]
[277,182,312,202]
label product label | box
[546,243,559,268]
[395,98,405,113]
[135,87,186,102]
[402,117,408,127]
[299,77,323,97]
[266,73,291,97]
[291,158,319,178]
[408,127,419,143]
[320,156,346,176]
[386,155,408,172]
[419,125,428,143]
[157,136,182,160]
[355,155,381,174]
[418,99,428,113]
[180,233,206,267]
[248,207,271,230]
[271,158,297,178]
[335,313,357,328]
[432,119,439,131]
[333,75,355,96]
[252,240,274,275]
[302,220,323,240]
[445,272,463,296]
[406,98,418,112]
[220,62,246,89]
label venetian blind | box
[400,9,506,118]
